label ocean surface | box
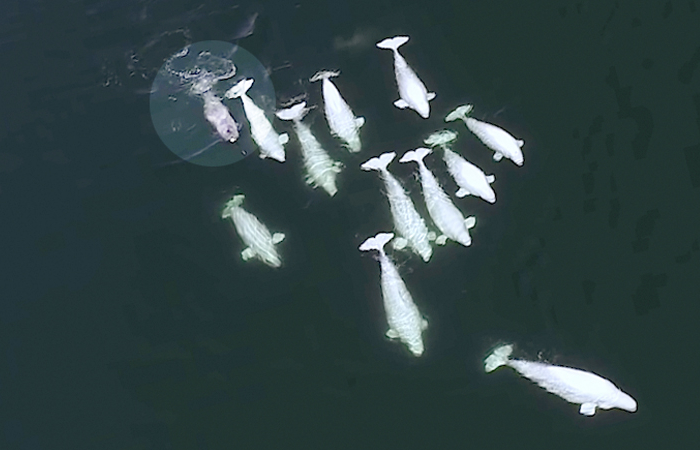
[2,0,699,448]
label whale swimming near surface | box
[399,147,476,247]
[276,101,343,196]
[221,194,286,268]
[446,104,524,166]
[424,130,496,203]
[376,36,436,119]
[484,344,638,416]
[361,152,434,262]
[201,91,240,143]
[310,70,364,153]
[359,232,428,356]
[225,78,289,162]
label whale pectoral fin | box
[516,139,524,148]
[421,319,428,330]
[464,216,476,229]
[279,133,289,144]
[427,92,436,101]
[241,247,256,261]
[355,116,365,127]
[427,231,437,241]
[386,329,400,339]
[456,187,471,198]
[436,235,448,245]
[393,99,409,109]
[579,403,597,416]
[392,237,408,250]
[486,174,495,184]
[493,152,504,162]
[272,233,285,244]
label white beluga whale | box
[485,344,638,416]
[360,152,434,262]
[309,70,364,153]
[359,232,428,356]
[225,78,289,162]
[399,147,477,247]
[425,130,496,204]
[201,91,240,143]
[446,104,524,166]
[221,194,286,268]
[376,36,436,119]
[276,101,343,196]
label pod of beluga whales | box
[207,35,636,417]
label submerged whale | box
[485,344,637,416]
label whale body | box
[276,102,343,196]
[359,232,428,356]
[226,78,288,162]
[376,36,435,119]
[310,70,364,152]
[222,195,285,268]
[399,147,476,247]
[485,344,638,416]
[201,91,239,143]
[361,152,433,262]
[446,104,524,166]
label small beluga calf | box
[221,194,286,268]
[484,344,638,416]
[276,101,343,196]
[201,91,240,143]
[225,78,289,162]
[376,36,436,119]
[309,70,364,153]
[424,130,496,204]
[445,104,524,166]
[361,152,434,262]
[359,232,428,356]
[399,147,476,247]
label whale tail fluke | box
[360,152,396,172]
[484,344,513,372]
[399,147,432,164]
[222,194,245,219]
[276,102,309,121]
[225,78,254,99]
[445,104,474,123]
[376,36,409,51]
[309,70,340,82]
[359,232,394,253]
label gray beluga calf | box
[201,90,240,143]
[221,194,286,268]
[446,104,524,166]
[424,130,496,204]
[276,101,343,196]
[225,78,289,162]
[360,152,434,262]
[359,232,428,356]
[399,147,476,247]
[376,36,436,119]
[309,70,364,153]
[485,344,638,416]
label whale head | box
[615,391,638,412]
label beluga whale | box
[424,130,496,203]
[484,344,638,416]
[400,147,476,247]
[360,152,434,262]
[221,194,286,268]
[225,78,289,162]
[201,90,240,143]
[446,104,524,166]
[276,101,343,196]
[376,36,436,119]
[309,70,364,153]
[359,232,428,356]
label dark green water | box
[2,0,699,448]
